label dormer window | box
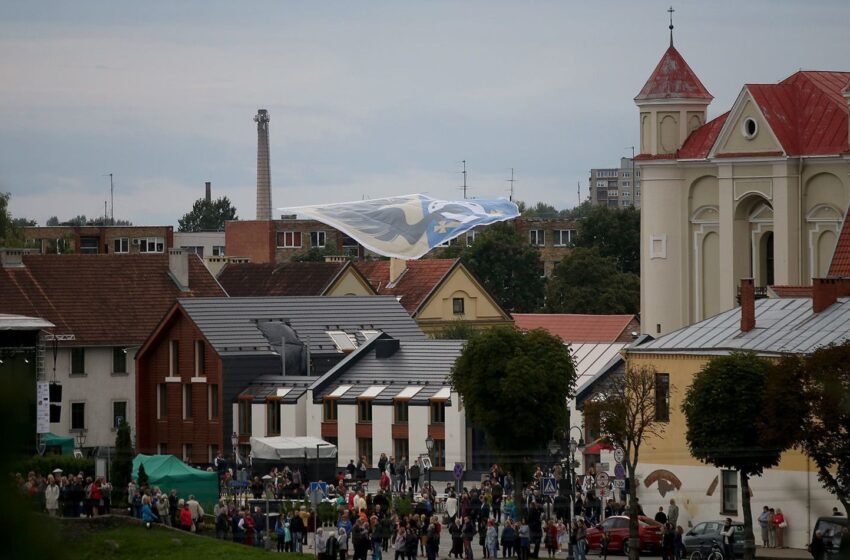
[327,331,357,352]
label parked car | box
[682,520,744,558]
[585,515,663,555]
[812,516,849,559]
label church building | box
[636,34,850,335]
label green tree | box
[521,201,560,219]
[574,204,640,275]
[137,463,149,488]
[45,216,60,226]
[0,192,32,247]
[431,321,478,340]
[111,420,133,505]
[583,365,666,560]
[462,222,544,312]
[178,196,237,232]
[450,327,575,512]
[546,247,640,314]
[682,353,803,560]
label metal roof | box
[0,314,54,331]
[239,375,316,403]
[177,296,425,356]
[571,342,629,392]
[630,297,850,356]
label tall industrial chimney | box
[254,109,272,221]
[205,181,211,202]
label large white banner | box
[36,382,50,434]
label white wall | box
[294,394,307,436]
[408,405,429,465]
[305,394,321,438]
[48,346,137,449]
[337,403,356,468]
[445,394,466,467]
[372,404,392,466]
[173,231,225,256]
[251,402,265,436]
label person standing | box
[45,475,60,516]
[668,499,679,528]
[654,506,667,524]
[767,508,776,548]
[674,526,685,560]
[290,506,305,553]
[486,520,498,560]
[758,506,770,548]
[409,460,421,494]
[774,509,786,548]
[720,518,735,560]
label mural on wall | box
[644,469,682,497]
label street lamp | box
[566,427,585,560]
[231,431,239,466]
[75,428,88,451]
[425,435,434,496]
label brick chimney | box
[168,248,190,291]
[389,258,408,285]
[812,278,839,313]
[205,181,211,203]
[740,278,755,332]
[254,109,272,221]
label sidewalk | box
[755,547,812,560]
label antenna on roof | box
[506,168,517,201]
[458,160,468,199]
[668,6,675,47]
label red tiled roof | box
[0,254,225,345]
[354,259,457,314]
[677,112,730,159]
[217,262,347,297]
[633,153,677,161]
[829,210,850,277]
[512,313,637,343]
[770,285,813,298]
[635,45,713,101]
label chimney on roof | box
[0,248,25,268]
[812,278,839,313]
[375,338,400,359]
[168,248,190,291]
[254,109,272,221]
[389,258,407,285]
[740,278,756,332]
[205,181,211,203]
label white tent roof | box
[250,436,338,460]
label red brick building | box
[23,225,174,255]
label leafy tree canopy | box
[111,420,133,503]
[574,204,640,275]
[462,222,544,312]
[430,321,478,340]
[0,192,33,247]
[546,247,639,314]
[178,196,237,232]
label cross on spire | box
[668,6,675,47]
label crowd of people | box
[757,506,788,549]
[15,470,112,517]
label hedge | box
[12,455,96,478]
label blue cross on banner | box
[541,477,557,496]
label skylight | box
[327,331,357,352]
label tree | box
[583,365,667,560]
[46,216,60,226]
[431,321,478,340]
[682,353,803,560]
[111,420,133,505]
[462,222,544,312]
[0,192,31,247]
[137,463,149,489]
[178,196,237,232]
[450,327,575,513]
[793,342,850,515]
[546,247,640,314]
[521,201,560,219]
[574,204,640,275]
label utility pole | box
[506,168,517,201]
[109,173,114,224]
[459,160,468,199]
[577,181,581,206]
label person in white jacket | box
[45,475,60,516]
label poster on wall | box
[36,382,50,434]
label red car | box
[585,515,663,555]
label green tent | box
[42,432,75,455]
[132,454,218,509]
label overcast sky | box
[3,0,849,226]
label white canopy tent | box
[250,436,337,461]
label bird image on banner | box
[279,194,519,259]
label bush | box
[12,455,95,478]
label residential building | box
[0,248,225,449]
[174,231,227,272]
[354,258,513,333]
[512,217,581,276]
[225,219,364,264]
[216,261,374,297]
[23,225,174,255]
[634,37,850,335]
[513,314,640,343]
[589,157,641,208]
[134,296,425,464]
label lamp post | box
[75,428,88,452]
[231,431,239,474]
[566,426,585,560]
[425,435,434,497]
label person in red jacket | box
[90,477,103,517]
[180,501,193,531]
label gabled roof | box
[354,259,457,314]
[309,334,464,405]
[0,254,225,345]
[677,112,729,159]
[635,45,713,101]
[513,314,638,343]
[176,296,425,356]
[829,208,850,277]
[630,297,850,356]
[217,261,350,297]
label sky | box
[2,0,850,227]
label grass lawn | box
[58,516,313,560]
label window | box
[169,341,179,376]
[452,297,465,315]
[112,401,127,429]
[529,230,545,246]
[157,443,167,455]
[553,230,577,247]
[430,401,446,424]
[79,236,100,254]
[394,401,409,424]
[238,399,252,435]
[183,385,193,420]
[721,470,738,514]
[324,399,338,421]
[622,181,630,187]
[276,231,302,248]
[112,347,127,374]
[432,438,446,468]
[394,438,409,461]
[267,401,281,436]
[113,237,129,253]
[655,373,670,422]
[310,231,327,248]
[183,443,193,463]
[358,400,373,423]
[357,438,372,462]
[157,384,167,419]
[194,341,205,376]
[212,245,225,257]
[209,444,219,463]
[466,231,478,246]
[182,245,204,257]
[742,117,758,139]
[327,331,357,352]
[138,237,165,253]
[71,402,85,431]
[208,384,219,419]
[71,348,85,375]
